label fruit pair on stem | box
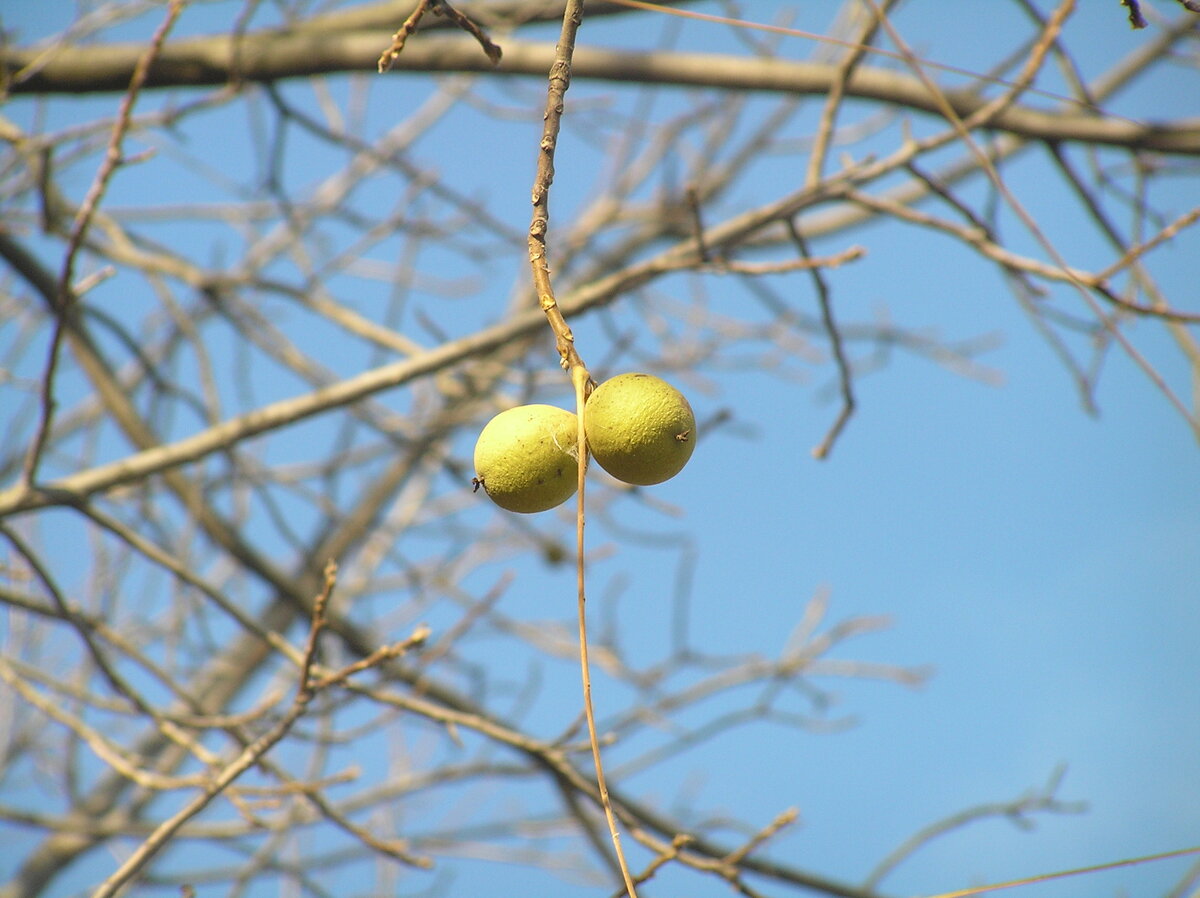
[473,372,696,513]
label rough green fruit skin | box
[473,404,580,513]
[585,373,695,486]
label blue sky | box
[2,2,1198,897]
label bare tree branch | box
[5,37,1200,154]
[1,2,1194,896]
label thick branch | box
[5,36,1199,154]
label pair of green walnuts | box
[474,373,695,513]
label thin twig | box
[686,184,711,263]
[377,0,501,73]
[432,0,503,63]
[616,833,692,896]
[724,808,800,866]
[377,0,435,73]
[1121,0,1148,28]
[20,0,184,490]
[788,221,855,460]
[707,244,865,276]
[805,0,895,188]
[922,844,1200,898]
[1094,206,1200,284]
[864,767,1085,889]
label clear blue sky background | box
[2,2,1198,897]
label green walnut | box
[584,373,696,486]
[473,404,581,513]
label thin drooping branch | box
[524,0,638,893]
